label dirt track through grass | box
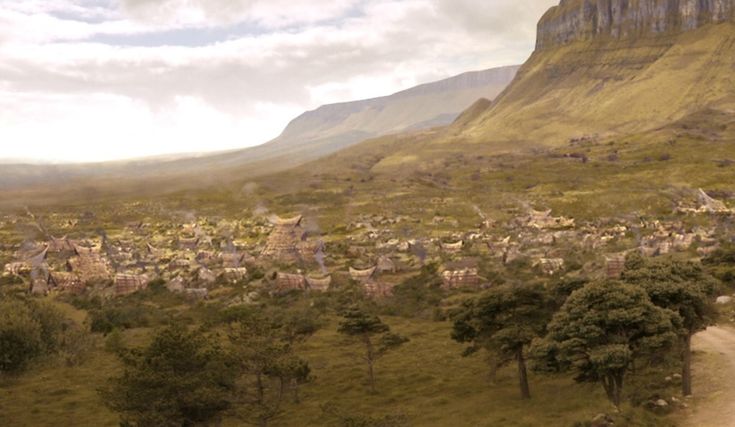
[685,326,735,427]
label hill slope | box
[0,66,519,195]
[453,0,735,147]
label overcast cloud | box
[0,0,557,163]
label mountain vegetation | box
[2,1,735,426]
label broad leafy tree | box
[546,280,678,408]
[622,254,717,396]
[450,283,552,399]
[337,307,408,392]
[101,325,237,427]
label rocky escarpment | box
[537,0,735,49]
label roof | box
[269,215,303,226]
[349,266,377,281]
[306,275,332,291]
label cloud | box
[120,0,361,28]
[0,0,558,162]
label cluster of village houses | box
[1,189,732,300]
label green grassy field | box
[0,293,680,427]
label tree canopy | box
[451,283,552,399]
[101,325,237,427]
[545,280,678,407]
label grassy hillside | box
[456,22,735,147]
[241,107,735,226]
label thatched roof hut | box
[48,236,75,253]
[261,215,306,261]
[114,274,149,296]
[697,189,730,213]
[349,266,377,283]
[305,275,332,292]
[49,272,84,294]
[605,255,626,279]
[376,256,396,273]
[533,258,565,276]
[221,252,248,268]
[440,241,464,254]
[166,276,186,293]
[441,268,481,290]
[4,262,31,277]
[67,252,112,284]
[275,272,306,292]
[197,267,217,285]
[222,267,248,283]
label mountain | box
[277,0,735,187]
[269,65,519,154]
[0,65,519,197]
[451,0,735,147]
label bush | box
[101,325,237,426]
[58,325,95,367]
[0,299,66,373]
[89,305,155,334]
[104,329,126,355]
[0,301,43,373]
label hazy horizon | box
[0,0,555,164]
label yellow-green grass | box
[1,312,674,427]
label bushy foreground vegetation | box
[2,249,730,426]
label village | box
[1,188,732,303]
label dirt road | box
[684,326,735,427]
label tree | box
[337,307,408,393]
[0,299,66,374]
[228,312,311,426]
[450,283,552,399]
[101,325,237,427]
[0,300,43,374]
[545,280,678,408]
[622,255,717,396]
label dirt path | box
[684,326,735,427]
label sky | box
[0,0,557,163]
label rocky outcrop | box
[537,0,735,49]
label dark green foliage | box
[545,280,678,407]
[338,307,408,392]
[450,283,552,399]
[0,301,44,373]
[548,276,589,309]
[228,311,312,426]
[88,305,157,334]
[104,329,126,355]
[703,244,735,286]
[380,264,443,318]
[621,255,718,396]
[0,299,66,374]
[101,325,237,427]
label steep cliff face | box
[446,1,735,149]
[537,0,735,49]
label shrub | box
[89,305,155,334]
[0,299,66,373]
[0,301,43,373]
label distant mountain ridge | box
[0,65,520,198]
[270,65,519,151]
